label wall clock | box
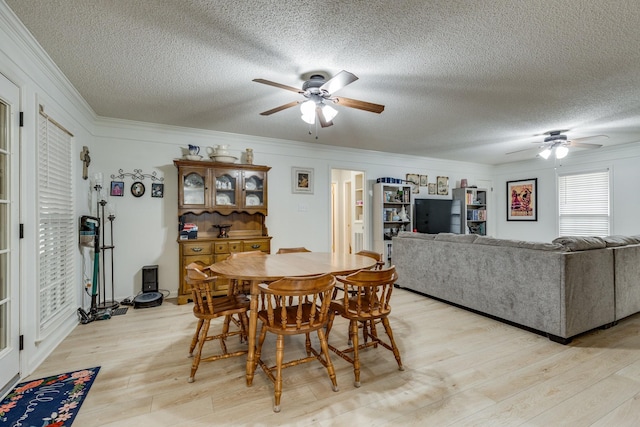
[131,181,145,197]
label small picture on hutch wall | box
[110,181,124,197]
[420,175,428,187]
[437,176,449,195]
[405,173,419,186]
[292,167,313,194]
[151,183,164,198]
[507,178,537,221]
[428,183,436,195]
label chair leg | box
[369,319,379,348]
[254,324,267,373]
[325,310,336,340]
[274,334,285,412]
[305,333,312,356]
[189,318,204,357]
[317,328,339,392]
[219,315,231,354]
[189,319,210,383]
[350,319,361,387]
[381,317,404,371]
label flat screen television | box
[414,199,458,234]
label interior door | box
[0,73,20,392]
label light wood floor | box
[26,287,640,426]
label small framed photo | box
[437,176,449,195]
[292,167,313,194]
[110,181,124,197]
[428,183,436,195]
[420,175,428,187]
[507,178,537,221]
[151,183,164,198]
[405,173,419,186]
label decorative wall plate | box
[131,181,145,197]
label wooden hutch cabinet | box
[174,159,271,304]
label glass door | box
[0,73,20,392]
[179,167,210,209]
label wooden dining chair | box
[185,263,250,383]
[254,273,339,412]
[332,250,385,301]
[326,266,404,387]
[276,247,311,254]
[355,250,385,270]
[227,250,267,259]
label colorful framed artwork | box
[110,181,124,197]
[292,167,313,194]
[507,178,537,221]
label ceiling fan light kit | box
[253,70,384,134]
[514,130,607,160]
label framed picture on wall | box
[292,167,313,194]
[151,183,164,198]
[507,178,537,221]
[437,176,449,195]
[110,181,124,197]
[420,175,428,186]
[428,183,436,195]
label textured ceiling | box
[6,0,640,164]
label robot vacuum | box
[133,291,163,309]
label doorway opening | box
[331,169,367,255]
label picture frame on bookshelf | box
[507,178,537,221]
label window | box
[38,107,74,334]
[558,170,610,237]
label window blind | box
[558,170,610,237]
[38,109,74,333]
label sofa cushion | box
[434,233,478,243]
[603,235,640,247]
[474,236,564,251]
[396,231,437,240]
[552,236,606,251]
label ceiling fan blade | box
[316,106,333,128]
[568,141,603,149]
[320,70,358,94]
[506,146,541,155]
[252,78,302,93]
[333,96,385,114]
[571,134,609,143]
[259,101,300,116]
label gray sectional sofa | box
[392,232,640,343]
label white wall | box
[493,143,640,242]
[1,3,96,376]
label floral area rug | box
[0,366,100,426]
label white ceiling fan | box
[507,130,608,159]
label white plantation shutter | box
[38,109,75,333]
[558,170,610,237]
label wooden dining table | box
[206,252,377,386]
